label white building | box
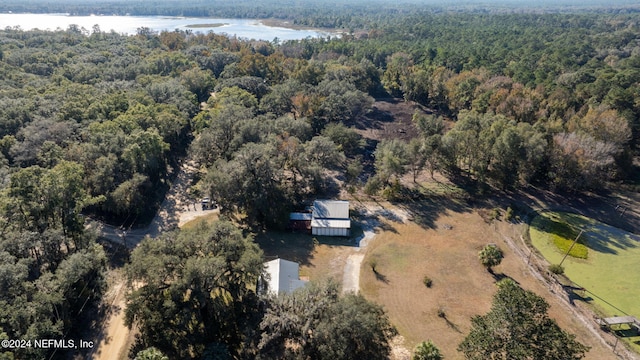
[262,258,307,296]
[311,200,350,237]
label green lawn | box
[530,212,640,350]
[531,212,589,259]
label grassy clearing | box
[180,211,220,230]
[529,211,640,352]
[360,213,502,359]
[530,212,589,259]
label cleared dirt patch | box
[349,98,429,142]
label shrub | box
[413,340,443,360]
[382,179,402,201]
[479,244,503,272]
[423,276,433,288]
[505,206,514,222]
[548,264,565,275]
[364,175,382,196]
[490,208,501,221]
[479,208,501,223]
[437,308,446,318]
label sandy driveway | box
[342,254,365,294]
[88,160,205,248]
[341,203,411,294]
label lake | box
[0,13,332,41]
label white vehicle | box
[201,197,217,210]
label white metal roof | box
[263,258,306,295]
[311,218,351,229]
[312,200,349,219]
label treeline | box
[0,26,199,359]
[2,0,640,30]
[300,12,640,193]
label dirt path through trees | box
[89,160,204,247]
[90,160,208,359]
[90,281,132,360]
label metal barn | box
[310,200,350,237]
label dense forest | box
[1,1,639,358]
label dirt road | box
[91,281,131,360]
[90,160,211,360]
[88,160,205,248]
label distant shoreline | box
[259,18,336,33]
[185,23,228,28]
[0,13,333,40]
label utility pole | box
[559,229,584,267]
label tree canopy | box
[458,279,589,360]
[257,280,396,360]
[125,220,263,359]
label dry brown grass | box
[360,208,618,360]
[237,195,619,359]
[254,231,358,282]
[179,211,220,230]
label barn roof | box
[312,200,349,219]
[263,258,306,295]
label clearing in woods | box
[358,200,620,360]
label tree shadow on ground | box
[491,272,520,285]
[499,185,640,235]
[392,191,473,230]
[255,230,361,268]
[373,269,390,284]
[377,221,399,234]
[528,211,638,256]
[438,313,462,333]
[582,222,639,254]
[255,231,317,267]
[386,172,483,230]
[98,238,130,269]
[563,285,593,306]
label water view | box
[0,13,332,40]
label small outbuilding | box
[261,258,307,296]
[289,212,312,231]
[311,200,350,237]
